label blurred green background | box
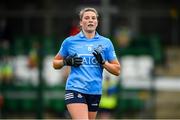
[0,0,180,119]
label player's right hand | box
[63,54,83,67]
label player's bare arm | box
[103,59,121,76]
[53,54,64,69]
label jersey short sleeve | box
[58,38,69,57]
[106,40,117,61]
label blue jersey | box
[58,31,117,95]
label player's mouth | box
[88,24,94,27]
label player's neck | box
[82,30,96,39]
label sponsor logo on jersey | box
[79,54,99,67]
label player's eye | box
[84,16,89,20]
[92,16,97,20]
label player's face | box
[80,11,98,33]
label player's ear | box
[79,21,82,27]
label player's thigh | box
[86,94,101,119]
[88,111,97,120]
[67,103,88,119]
[65,90,88,119]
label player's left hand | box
[92,49,105,65]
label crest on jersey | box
[88,46,92,51]
[94,45,103,53]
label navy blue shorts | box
[65,90,101,112]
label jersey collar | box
[79,31,99,39]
